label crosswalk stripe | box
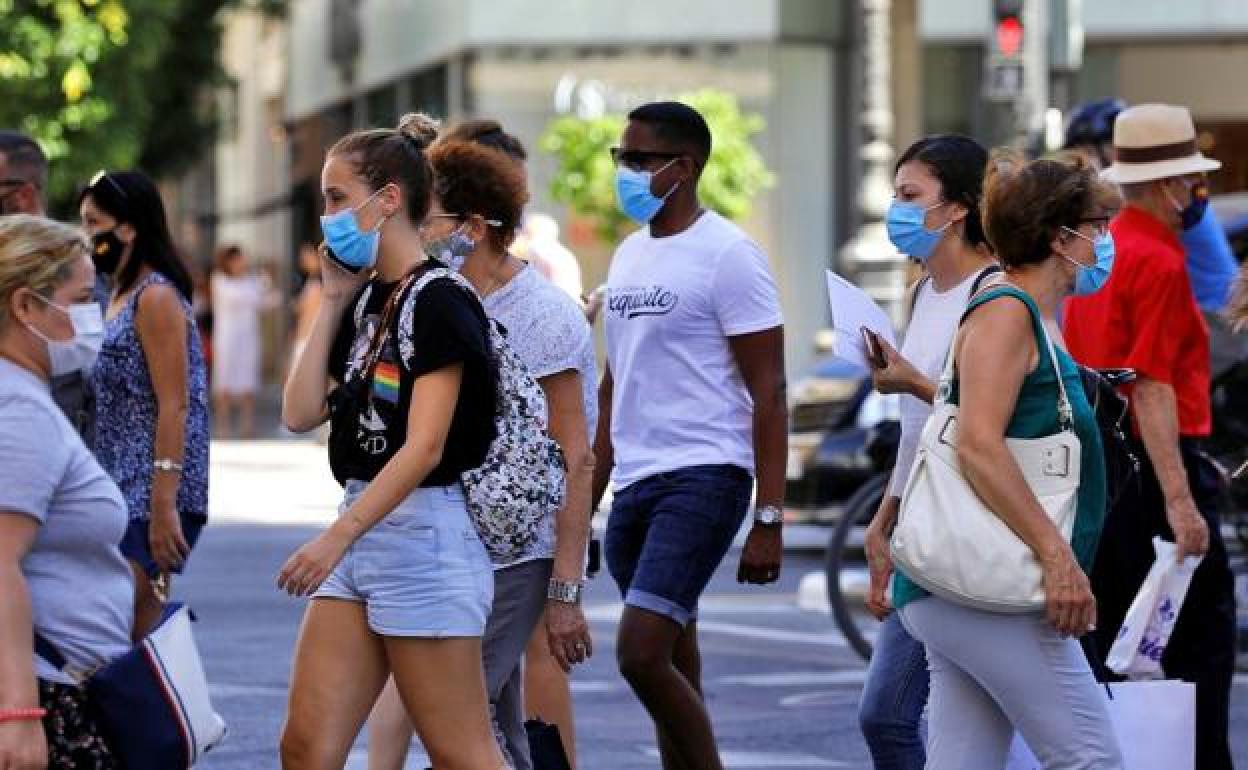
[644,748,849,767]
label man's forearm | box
[1133,378,1191,502]
[753,398,788,508]
[591,373,614,511]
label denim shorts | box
[605,464,752,626]
[313,480,493,638]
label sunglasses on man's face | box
[609,147,683,170]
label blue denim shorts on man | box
[605,464,752,626]
[314,480,493,638]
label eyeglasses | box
[422,213,462,228]
[609,147,683,170]
[421,212,502,231]
[89,170,128,202]
[1076,216,1111,238]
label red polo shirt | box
[1064,205,1211,436]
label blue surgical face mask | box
[885,200,951,262]
[319,186,391,273]
[615,159,680,224]
[1060,226,1115,296]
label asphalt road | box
[180,440,1248,769]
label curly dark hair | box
[427,139,529,252]
[982,149,1120,269]
[443,119,527,163]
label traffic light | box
[993,0,1025,60]
[984,0,1026,101]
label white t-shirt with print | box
[605,210,783,490]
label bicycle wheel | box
[825,473,889,662]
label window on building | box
[366,85,397,128]
[922,44,981,138]
[408,65,448,120]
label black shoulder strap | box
[969,264,1003,296]
[907,264,1000,321]
[906,275,930,322]
[33,631,67,670]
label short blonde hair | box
[0,215,89,329]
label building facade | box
[213,0,1248,383]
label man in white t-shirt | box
[590,102,787,770]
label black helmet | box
[1063,98,1127,149]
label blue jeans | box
[858,612,928,770]
[605,464,752,626]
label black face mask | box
[91,229,126,275]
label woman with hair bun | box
[368,122,597,770]
[277,113,506,770]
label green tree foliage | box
[539,88,775,244]
[0,0,284,210]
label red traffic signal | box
[995,15,1023,58]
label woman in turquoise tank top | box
[895,151,1125,770]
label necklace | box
[477,255,522,298]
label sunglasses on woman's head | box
[89,170,129,202]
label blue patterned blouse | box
[93,271,210,521]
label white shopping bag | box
[1106,537,1203,678]
[1005,680,1195,770]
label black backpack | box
[1077,366,1140,507]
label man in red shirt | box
[1065,104,1236,770]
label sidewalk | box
[208,439,341,526]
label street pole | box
[839,0,908,325]
[1018,0,1049,143]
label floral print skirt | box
[38,679,118,770]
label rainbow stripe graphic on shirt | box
[372,361,400,403]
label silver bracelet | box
[547,579,584,604]
[152,458,184,473]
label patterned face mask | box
[424,225,477,271]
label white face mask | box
[26,295,105,377]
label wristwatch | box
[754,504,783,526]
[547,579,584,604]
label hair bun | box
[397,112,440,150]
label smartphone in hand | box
[861,327,888,369]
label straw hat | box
[1101,104,1221,185]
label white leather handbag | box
[890,293,1081,612]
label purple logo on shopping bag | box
[1135,597,1177,662]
